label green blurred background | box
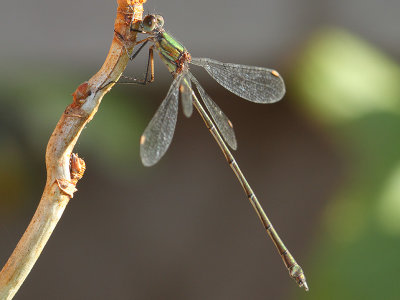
[1,0,399,299]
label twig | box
[0,1,147,298]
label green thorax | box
[155,30,190,74]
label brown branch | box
[0,1,147,298]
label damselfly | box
[122,14,308,291]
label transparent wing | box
[180,73,193,118]
[191,57,285,103]
[190,73,237,150]
[140,74,182,167]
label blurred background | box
[1,0,399,299]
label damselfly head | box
[142,14,164,33]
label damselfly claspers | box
[121,14,308,291]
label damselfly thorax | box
[152,25,192,76]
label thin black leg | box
[103,46,155,89]
[129,39,149,60]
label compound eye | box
[155,15,164,27]
[142,15,157,32]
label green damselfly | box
[122,14,308,291]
